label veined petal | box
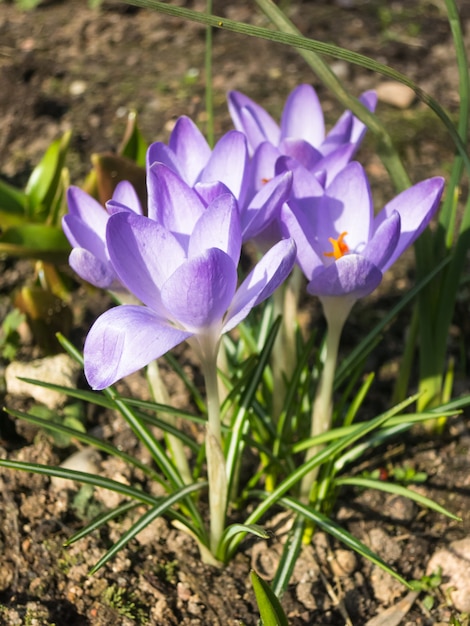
[188,193,242,266]
[223,238,296,332]
[281,138,323,171]
[62,214,107,262]
[107,212,185,310]
[106,180,143,215]
[194,180,231,206]
[248,142,282,195]
[228,90,280,150]
[362,211,401,270]
[280,201,322,280]
[242,170,293,241]
[84,305,192,390]
[307,254,382,299]
[320,162,373,251]
[66,186,108,241]
[351,90,378,144]
[146,142,181,176]
[168,115,212,186]
[161,248,238,332]
[198,130,248,201]
[280,84,325,147]
[376,176,445,272]
[313,143,357,187]
[69,247,117,289]
[321,112,353,156]
[146,162,205,234]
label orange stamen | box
[323,231,349,260]
[261,177,271,185]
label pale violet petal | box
[242,171,293,241]
[223,238,296,332]
[198,130,248,201]
[146,162,205,233]
[84,305,192,390]
[188,194,242,267]
[376,176,445,272]
[69,247,117,289]
[168,115,212,186]
[362,211,401,270]
[66,186,108,240]
[161,249,238,332]
[307,254,382,299]
[228,90,281,150]
[107,212,185,311]
[280,84,325,147]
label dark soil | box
[1,1,470,624]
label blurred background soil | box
[0,0,470,624]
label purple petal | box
[84,305,192,389]
[107,212,185,310]
[319,162,373,253]
[62,213,107,262]
[312,143,358,186]
[280,201,323,280]
[377,176,445,272]
[194,180,231,206]
[228,90,281,151]
[106,180,143,215]
[242,170,293,241]
[247,142,283,196]
[147,142,181,175]
[362,211,401,270]
[280,84,325,147]
[68,247,117,289]
[223,238,296,332]
[280,138,323,171]
[188,193,242,266]
[307,254,383,299]
[168,116,212,186]
[351,90,378,144]
[146,162,205,236]
[161,248,238,332]
[321,112,354,156]
[197,130,248,201]
[65,186,108,242]
[322,90,377,156]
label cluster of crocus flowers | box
[63,83,445,552]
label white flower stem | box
[201,353,228,556]
[300,297,352,502]
[146,360,192,485]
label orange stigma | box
[324,231,349,260]
[261,177,271,185]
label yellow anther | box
[323,231,349,260]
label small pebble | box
[376,81,416,109]
[427,536,470,611]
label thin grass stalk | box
[205,0,214,147]
[253,0,413,192]
[415,0,470,410]
[119,0,470,173]
[146,360,192,485]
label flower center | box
[323,231,349,260]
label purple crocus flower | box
[228,84,377,189]
[280,161,445,316]
[63,181,142,291]
[84,192,296,390]
[147,116,293,242]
